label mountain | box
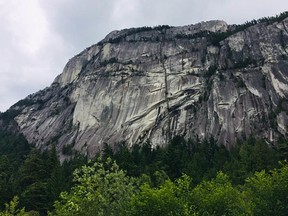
[1,13,288,158]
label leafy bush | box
[191,172,253,215]
[244,163,288,216]
[54,158,135,216]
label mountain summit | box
[1,13,288,158]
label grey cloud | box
[1,0,288,111]
[38,0,119,51]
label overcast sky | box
[0,0,287,111]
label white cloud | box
[0,0,68,111]
[7,1,48,55]
[1,0,288,111]
[204,0,287,24]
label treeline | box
[95,11,288,48]
[0,130,87,215]
[51,158,288,216]
[0,131,287,215]
[99,11,288,46]
[104,136,284,185]
[176,11,288,46]
[97,25,172,45]
[3,157,288,215]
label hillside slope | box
[1,14,288,157]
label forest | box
[0,129,287,215]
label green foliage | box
[17,148,52,214]
[0,131,31,206]
[256,11,288,24]
[61,144,74,155]
[223,140,280,184]
[18,149,47,188]
[175,31,229,46]
[103,25,173,44]
[0,156,13,204]
[109,141,168,180]
[53,158,135,216]
[50,158,288,216]
[106,136,282,186]
[16,148,87,214]
[0,132,30,159]
[129,176,195,216]
[0,196,31,216]
[20,182,49,214]
[11,99,35,108]
[153,25,172,31]
[191,172,253,215]
[0,129,87,214]
[0,127,287,215]
[244,162,288,216]
[0,109,22,123]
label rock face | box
[2,17,288,158]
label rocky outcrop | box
[2,16,288,158]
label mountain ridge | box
[1,12,288,159]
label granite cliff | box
[2,14,288,158]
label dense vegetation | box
[0,130,88,215]
[52,159,288,216]
[0,128,287,215]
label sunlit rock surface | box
[5,18,288,158]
